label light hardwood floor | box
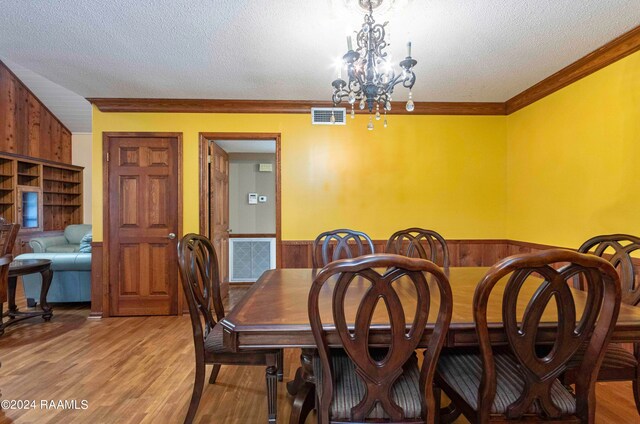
[0,286,638,423]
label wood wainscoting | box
[281,239,557,268]
[88,238,560,317]
[90,241,103,318]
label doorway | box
[199,133,281,298]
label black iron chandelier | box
[331,0,417,129]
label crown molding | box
[87,25,640,116]
[505,25,640,114]
[87,98,506,115]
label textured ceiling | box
[0,0,639,132]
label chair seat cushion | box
[567,343,637,369]
[437,351,576,416]
[313,349,422,420]
[204,324,231,353]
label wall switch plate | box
[258,163,273,172]
[248,193,258,204]
[258,195,267,203]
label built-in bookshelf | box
[0,152,83,232]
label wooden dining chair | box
[386,228,450,268]
[312,229,375,268]
[561,234,640,415]
[436,249,621,423]
[0,219,20,256]
[309,253,453,423]
[177,233,281,424]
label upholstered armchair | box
[29,224,92,253]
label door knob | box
[167,233,176,240]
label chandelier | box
[331,0,417,130]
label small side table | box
[0,259,53,335]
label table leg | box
[289,382,314,424]
[39,268,53,320]
[7,276,17,314]
[287,348,315,424]
[286,349,315,395]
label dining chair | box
[177,233,281,424]
[436,249,621,423]
[561,234,640,415]
[312,229,375,268]
[0,219,20,256]
[386,227,450,268]
[308,253,453,423]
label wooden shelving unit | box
[0,152,83,233]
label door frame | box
[102,132,183,317]
[198,132,282,269]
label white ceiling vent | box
[311,107,346,125]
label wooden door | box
[209,142,229,294]
[107,134,180,316]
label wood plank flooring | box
[0,285,638,423]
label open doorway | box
[199,132,281,298]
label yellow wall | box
[92,111,507,241]
[506,50,640,247]
[71,132,93,224]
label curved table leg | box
[39,268,53,320]
[289,382,314,424]
[286,349,315,395]
[287,349,316,424]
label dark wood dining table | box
[219,267,640,423]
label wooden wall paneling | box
[0,66,7,151]
[39,107,51,159]
[90,241,103,318]
[1,68,17,153]
[280,241,311,268]
[27,92,40,158]
[279,239,572,269]
[15,84,29,155]
[0,60,72,164]
[61,128,72,162]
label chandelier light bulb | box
[385,101,391,111]
[359,99,366,110]
[348,92,356,104]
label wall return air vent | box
[311,107,346,125]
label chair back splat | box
[578,234,640,306]
[386,228,449,268]
[177,233,225,348]
[312,229,374,268]
[309,253,452,423]
[474,249,621,422]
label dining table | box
[219,266,640,424]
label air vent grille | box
[311,107,346,125]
